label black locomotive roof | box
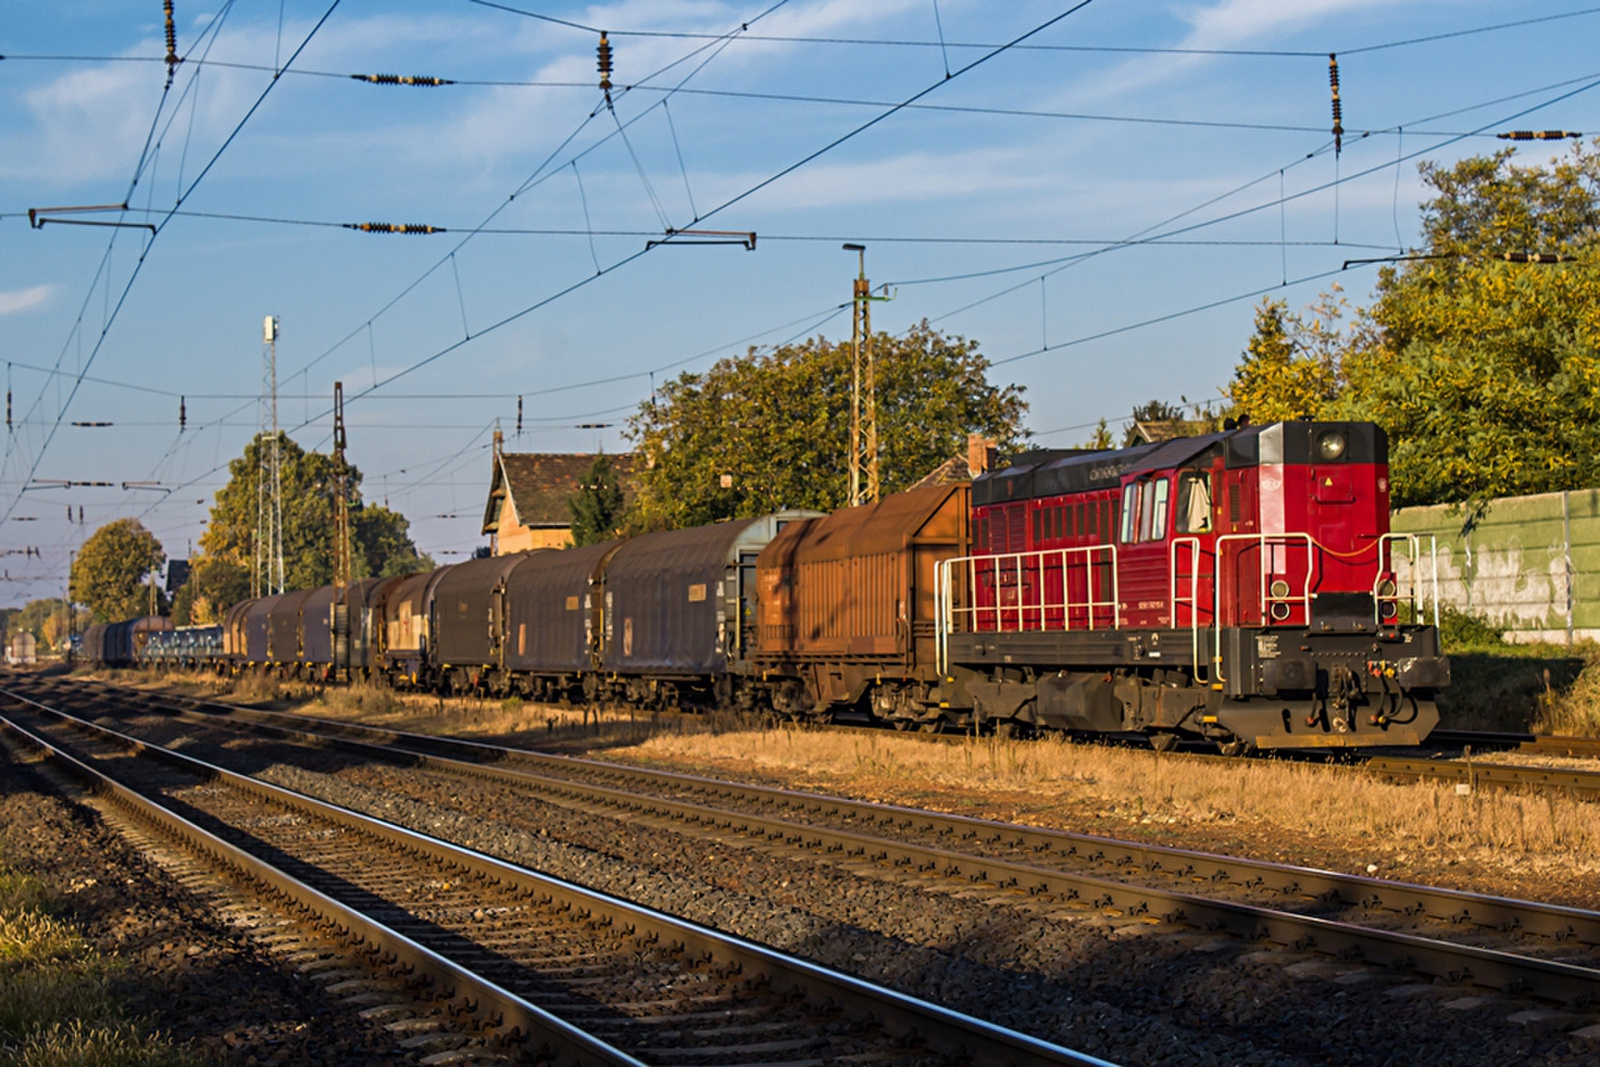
[973,421,1387,505]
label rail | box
[0,688,1109,1067]
[22,677,1600,1010]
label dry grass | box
[290,682,684,747]
[0,863,191,1066]
[617,725,1600,880]
[1534,650,1600,737]
[0,1022,191,1067]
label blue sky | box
[1,0,1596,606]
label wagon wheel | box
[1216,739,1253,757]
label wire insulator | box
[1496,130,1582,141]
[163,1,179,86]
[516,395,523,436]
[1503,252,1573,263]
[597,32,613,94]
[1328,54,1343,157]
[352,73,454,86]
[179,396,186,430]
[343,222,444,234]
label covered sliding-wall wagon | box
[754,483,969,723]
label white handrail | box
[1209,533,1315,685]
[1170,536,1212,685]
[1376,532,1439,626]
[935,544,1120,669]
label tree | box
[1229,295,1345,424]
[1082,419,1114,450]
[1333,144,1600,505]
[1224,143,1600,506]
[627,321,1027,528]
[193,432,434,597]
[70,519,165,623]
[170,556,251,626]
[569,453,624,546]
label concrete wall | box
[1391,489,1600,644]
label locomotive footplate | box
[944,626,1445,748]
[947,629,1189,668]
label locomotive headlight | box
[1269,578,1292,599]
[1376,578,1397,598]
[1315,430,1347,461]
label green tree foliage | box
[1225,144,1600,506]
[1081,419,1114,450]
[170,556,252,626]
[70,519,165,623]
[1336,145,1600,505]
[192,433,434,603]
[627,321,1027,528]
[1229,294,1346,424]
[569,453,624,546]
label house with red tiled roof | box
[481,445,639,553]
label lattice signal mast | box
[332,381,353,679]
[843,244,890,507]
[255,316,286,597]
[333,382,351,594]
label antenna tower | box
[255,316,286,597]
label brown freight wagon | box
[754,483,969,724]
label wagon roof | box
[765,483,968,565]
[605,518,761,582]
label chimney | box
[967,433,997,477]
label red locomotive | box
[944,420,1446,749]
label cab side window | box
[1121,477,1172,543]
[1175,471,1212,534]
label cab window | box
[1121,477,1171,543]
[1176,471,1212,534]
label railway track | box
[17,675,1600,1015]
[845,715,1600,799]
[1429,729,1600,759]
[0,686,1105,1067]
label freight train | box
[81,420,1448,751]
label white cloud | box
[0,285,56,316]
[1179,0,1403,50]
[711,148,1049,211]
[1073,0,1430,102]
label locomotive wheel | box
[1216,739,1253,756]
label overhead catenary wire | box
[0,0,250,531]
[9,4,1587,585]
